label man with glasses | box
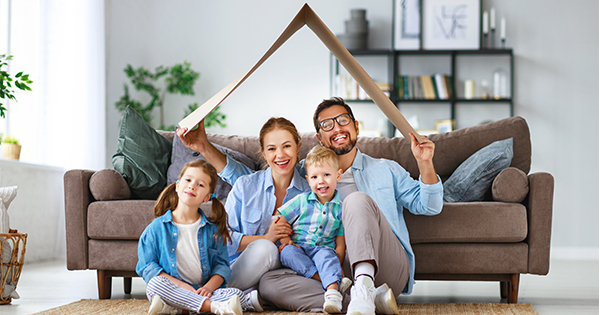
[259,97,443,315]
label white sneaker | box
[240,289,263,312]
[340,277,353,294]
[212,295,243,315]
[346,278,376,315]
[375,284,399,315]
[148,295,178,315]
[323,289,343,314]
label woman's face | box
[261,128,299,178]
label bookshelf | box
[330,49,514,137]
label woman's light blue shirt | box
[220,156,310,261]
[136,210,231,289]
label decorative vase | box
[2,144,21,160]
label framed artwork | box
[422,0,481,50]
[393,0,421,50]
[435,119,454,133]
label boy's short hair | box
[305,146,339,170]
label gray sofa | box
[63,116,553,303]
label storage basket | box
[0,229,27,304]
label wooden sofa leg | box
[500,281,508,299]
[97,270,112,299]
[507,274,520,303]
[124,277,132,294]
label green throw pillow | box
[112,106,172,199]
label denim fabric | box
[443,138,513,202]
[280,244,342,291]
[136,210,231,288]
[222,163,310,261]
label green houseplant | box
[115,61,226,131]
[0,54,33,119]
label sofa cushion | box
[89,169,131,201]
[87,200,156,240]
[443,138,513,202]
[167,133,260,201]
[405,202,528,244]
[112,106,172,200]
[492,167,529,203]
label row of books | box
[397,74,454,100]
[335,74,390,100]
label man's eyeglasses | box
[318,113,354,132]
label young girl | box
[137,160,259,315]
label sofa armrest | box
[64,169,95,270]
[525,172,554,275]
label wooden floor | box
[2,259,598,315]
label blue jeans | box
[280,244,342,291]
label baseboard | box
[551,247,599,261]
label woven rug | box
[32,299,540,315]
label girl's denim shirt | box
[136,210,231,289]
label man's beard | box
[327,133,357,156]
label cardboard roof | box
[179,3,419,141]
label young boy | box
[277,145,350,314]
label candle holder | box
[483,34,488,49]
[491,29,496,49]
[501,38,506,49]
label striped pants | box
[146,276,243,312]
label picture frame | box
[393,0,421,50]
[422,0,481,50]
[435,119,454,133]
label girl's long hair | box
[154,159,232,245]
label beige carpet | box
[32,299,540,315]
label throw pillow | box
[492,167,529,203]
[167,132,260,201]
[443,137,513,203]
[112,106,172,200]
[89,169,132,201]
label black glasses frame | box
[318,113,354,132]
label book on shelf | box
[396,74,452,100]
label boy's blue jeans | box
[280,243,342,291]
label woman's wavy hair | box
[154,159,231,245]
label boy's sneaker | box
[375,283,400,315]
[148,295,178,315]
[340,277,353,294]
[346,277,376,315]
[212,295,243,315]
[240,289,263,312]
[323,289,343,314]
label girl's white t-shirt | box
[173,218,203,286]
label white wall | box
[105,0,599,257]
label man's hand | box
[410,133,435,162]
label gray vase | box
[338,9,369,50]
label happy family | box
[135,97,444,315]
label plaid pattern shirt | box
[278,191,344,249]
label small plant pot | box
[2,144,21,160]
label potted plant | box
[1,135,21,160]
[115,61,226,131]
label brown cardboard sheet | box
[178,4,420,142]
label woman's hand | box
[176,119,208,154]
[265,216,293,243]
